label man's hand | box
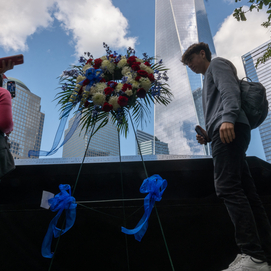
[196,134,206,145]
[0,59,14,74]
[219,122,235,144]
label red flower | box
[86,58,93,65]
[107,81,118,88]
[148,73,155,82]
[122,83,132,92]
[137,88,146,98]
[118,96,129,107]
[84,100,91,107]
[78,86,83,95]
[82,79,90,86]
[131,62,141,71]
[109,54,115,58]
[104,87,114,95]
[127,56,137,65]
[135,76,141,81]
[100,78,106,83]
[94,58,103,69]
[144,61,151,67]
[102,102,113,112]
[137,70,148,77]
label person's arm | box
[211,59,240,143]
[0,59,14,74]
[0,89,13,134]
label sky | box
[0,0,270,160]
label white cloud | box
[0,0,55,51]
[214,6,271,78]
[53,0,137,57]
[0,0,136,57]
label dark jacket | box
[202,57,250,139]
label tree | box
[233,0,271,66]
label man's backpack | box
[239,77,269,129]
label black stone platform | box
[0,155,271,271]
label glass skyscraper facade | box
[136,130,169,155]
[242,40,271,162]
[154,0,216,155]
[4,77,45,159]
[62,115,119,158]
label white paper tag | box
[40,190,55,209]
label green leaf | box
[240,12,247,21]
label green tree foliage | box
[233,0,271,66]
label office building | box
[62,114,119,157]
[136,130,169,155]
[242,40,271,162]
[4,77,44,159]
[154,0,216,155]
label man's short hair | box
[181,42,212,64]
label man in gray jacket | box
[182,42,271,271]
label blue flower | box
[79,56,85,63]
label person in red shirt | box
[0,59,15,178]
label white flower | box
[101,60,115,74]
[139,77,152,91]
[116,83,123,92]
[82,64,92,72]
[76,75,86,83]
[125,89,133,96]
[121,55,127,60]
[100,56,107,61]
[136,58,144,63]
[96,82,107,93]
[90,82,107,94]
[117,59,128,68]
[124,71,136,83]
[131,80,140,89]
[146,67,154,74]
[121,66,132,76]
[139,63,154,74]
[109,96,121,111]
[92,93,105,105]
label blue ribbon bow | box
[41,184,77,258]
[82,67,103,84]
[121,174,167,241]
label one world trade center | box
[154,0,216,155]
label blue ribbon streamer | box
[28,106,81,157]
[121,174,167,241]
[29,67,103,157]
[41,184,77,258]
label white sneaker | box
[222,254,269,270]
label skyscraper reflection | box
[154,0,216,155]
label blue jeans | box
[212,123,271,263]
